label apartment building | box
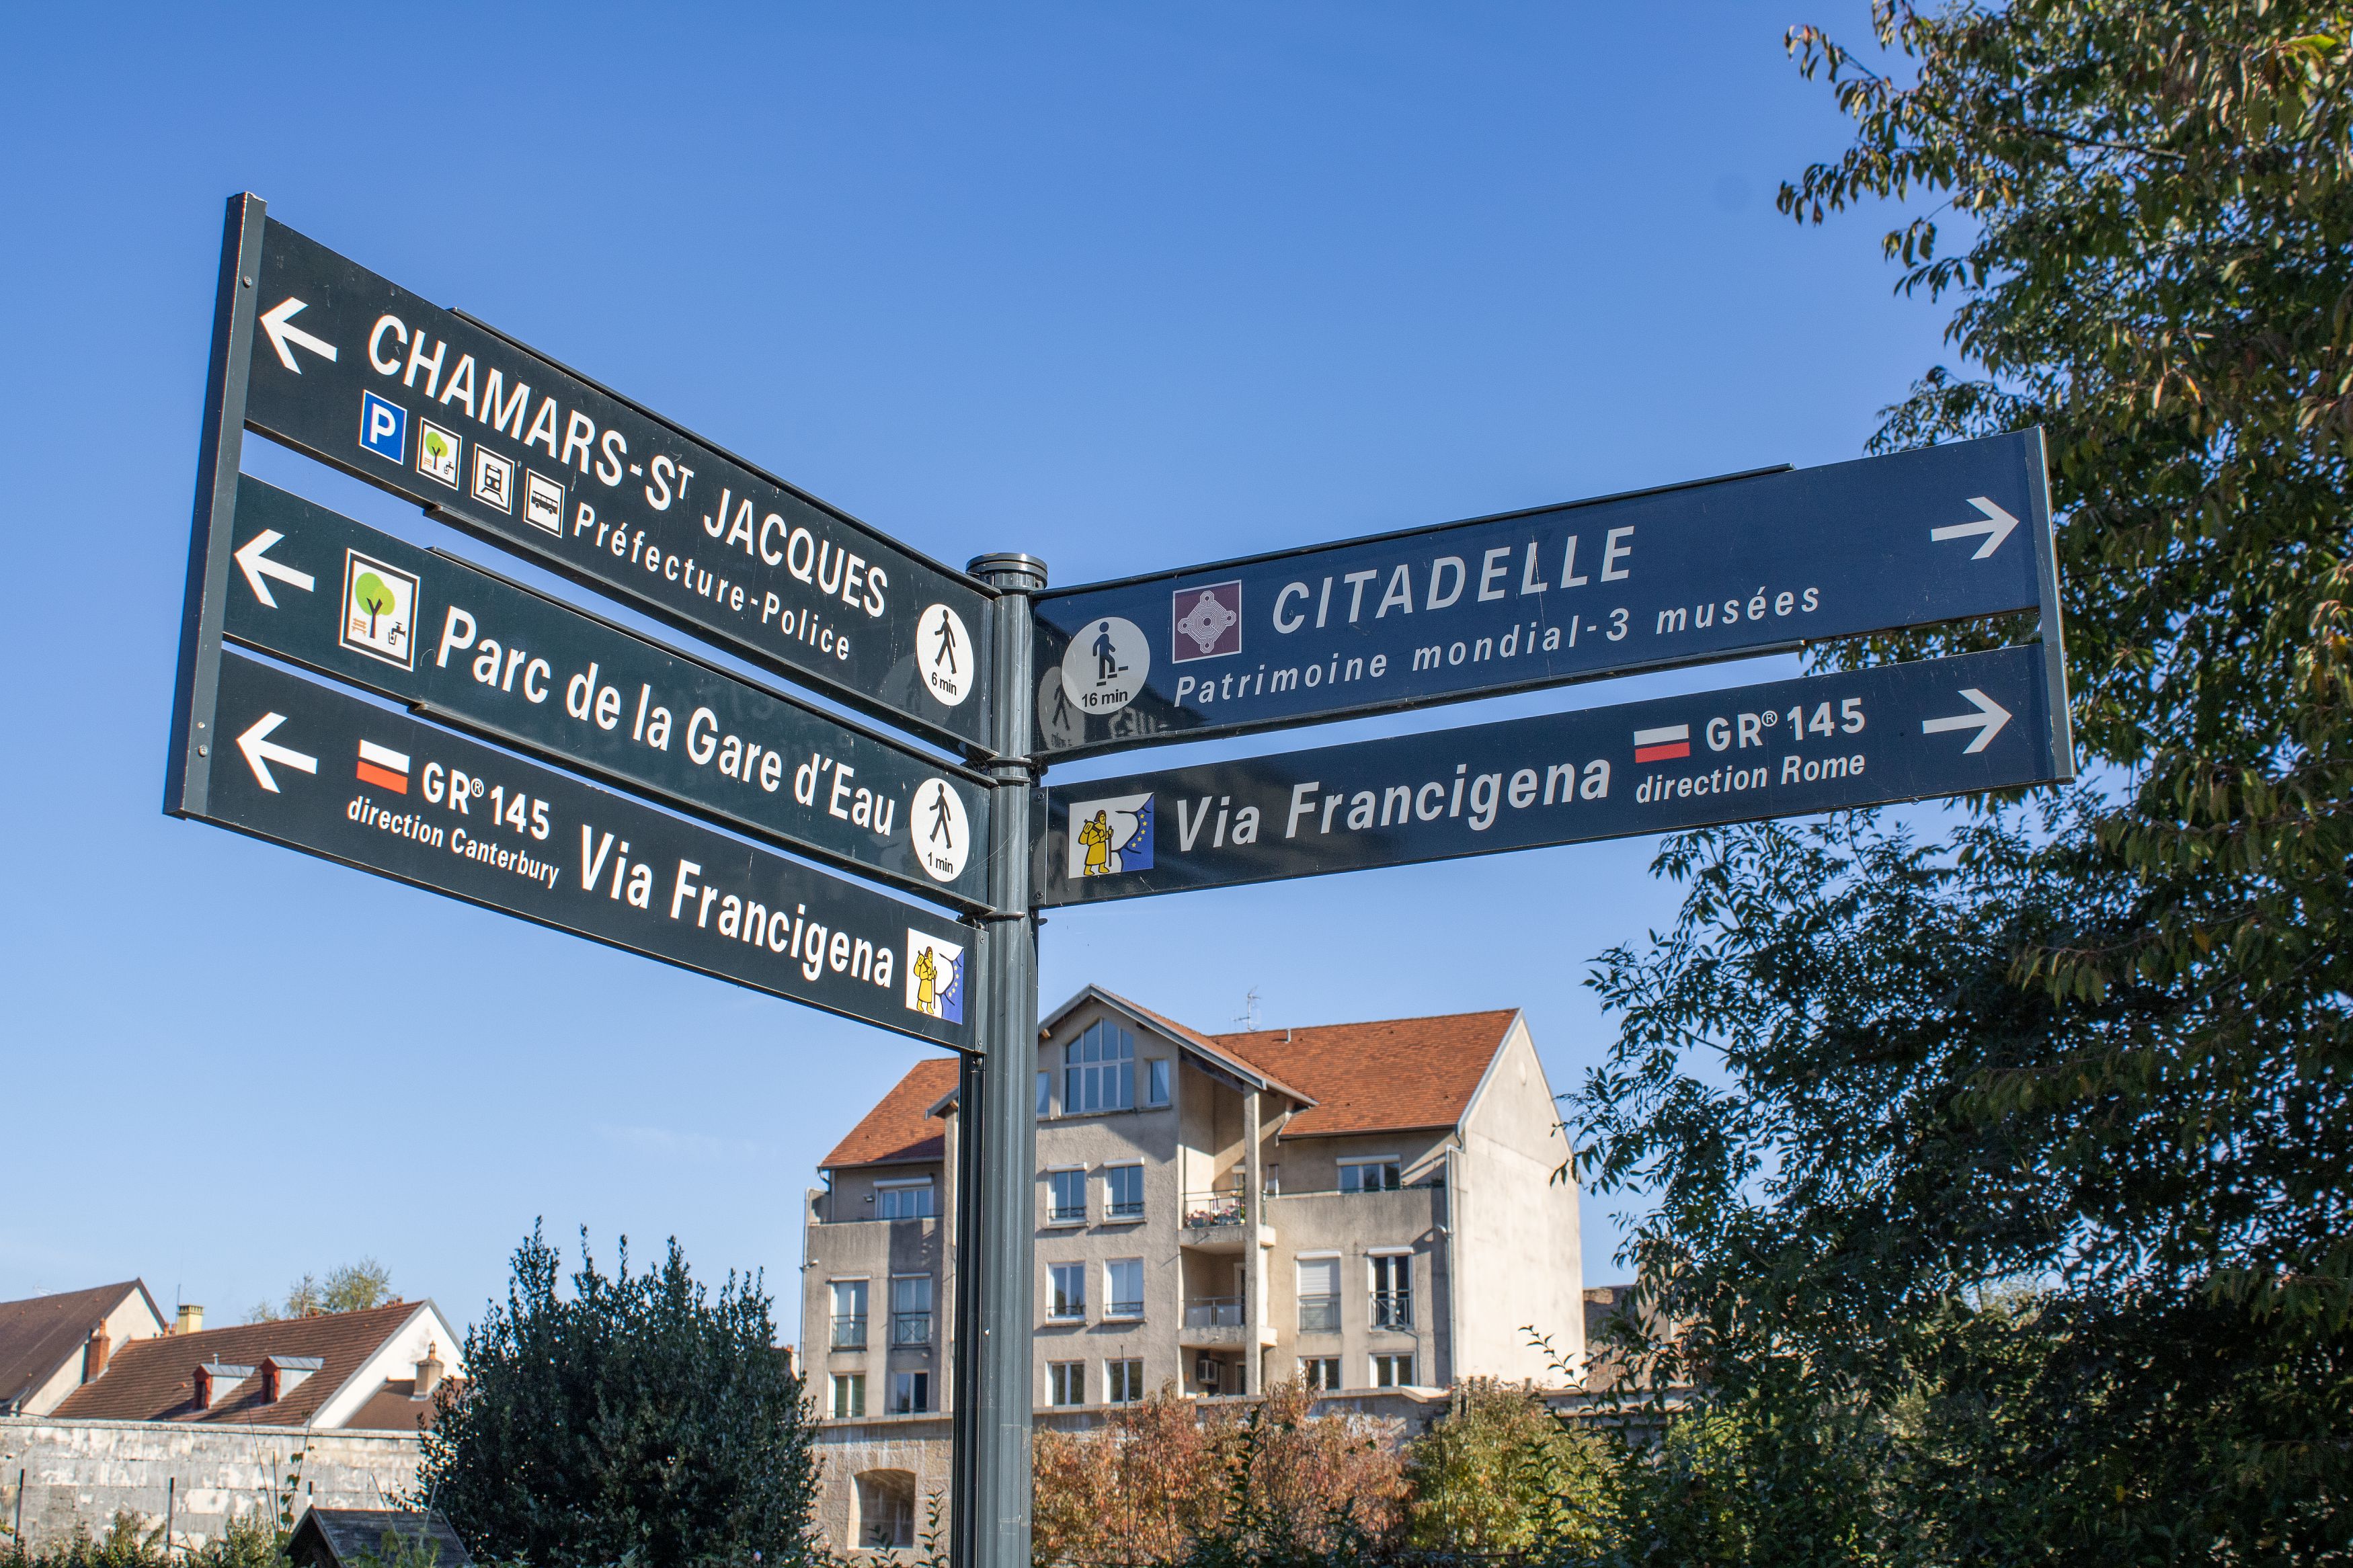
[799,987,1584,1551]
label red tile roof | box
[52,1301,426,1427]
[1085,992,1316,1104]
[821,1057,959,1169]
[0,1282,152,1411]
[1214,1009,1519,1137]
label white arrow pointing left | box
[235,712,317,792]
[233,530,315,608]
[1921,688,2012,753]
[259,298,339,372]
[1929,496,2021,560]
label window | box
[830,1372,866,1417]
[877,1180,935,1219]
[1105,1163,1145,1221]
[1105,1259,1144,1319]
[1106,1358,1144,1403]
[1047,1169,1086,1225]
[889,1370,930,1413]
[1339,1159,1402,1193]
[1064,1021,1135,1113]
[1371,1354,1415,1389]
[1263,1163,1281,1196]
[1037,1071,1051,1118]
[857,1471,915,1550]
[830,1279,868,1348]
[890,1275,934,1345]
[1298,1257,1340,1333]
[1049,1262,1086,1320]
[1049,1360,1086,1407]
[1370,1253,1412,1329]
[1146,1059,1171,1107]
[1300,1356,1341,1392]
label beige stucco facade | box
[800,991,1585,1552]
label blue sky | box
[0,4,1952,1339]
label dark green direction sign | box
[241,217,992,751]
[1033,433,2054,759]
[194,652,976,1049]
[1037,643,2069,906]
[219,477,992,911]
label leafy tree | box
[1570,1,2353,1561]
[1400,1378,1615,1555]
[323,1259,395,1313]
[1033,1389,1227,1564]
[417,1225,820,1568]
[352,572,394,637]
[1029,1382,1404,1566]
[247,1259,393,1322]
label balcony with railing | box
[1370,1290,1412,1331]
[1181,1190,1248,1249]
[1180,1294,1246,1348]
[830,1314,867,1350]
[1298,1294,1341,1334]
[890,1311,933,1346]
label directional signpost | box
[163,192,2077,1568]
[1037,643,2063,905]
[208,651,976,1047]
[221,475,994,910]
[241,214,994,751]
[1032,433,2058,758]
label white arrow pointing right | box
[1929,496,2022,560]
[235,712,318,792]
[233,530,316,608]
[258,297,339,373]
[1921,688,2013,753]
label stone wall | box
[0,1418,423,1551]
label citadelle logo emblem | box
[1171,581,1242,661]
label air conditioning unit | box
[1195,1355,1220,1389]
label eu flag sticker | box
[359,391,408,464]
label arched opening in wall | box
[854,1469,917,1551]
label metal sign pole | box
[165,192,264,819]
[953,551,1045,1568]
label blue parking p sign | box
[358,391,406,464]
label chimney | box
[413,1344,444,1401]
[82,1327,112,1383]
[174,1305,204,1335]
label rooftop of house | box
[0,1280,158,1411]
[821,1056,959,1170]
[1213,1009,1521,1138]
[52,1300,436,1427]
[288,1508,473,1568]
[820,993,1525,1171]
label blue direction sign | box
[1033,433,2055,759]
[238,216,992,751]
[195,651,978,1050]
[1036,642,2070,906]
[217,477,993,911]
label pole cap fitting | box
[968,552,1049,590]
